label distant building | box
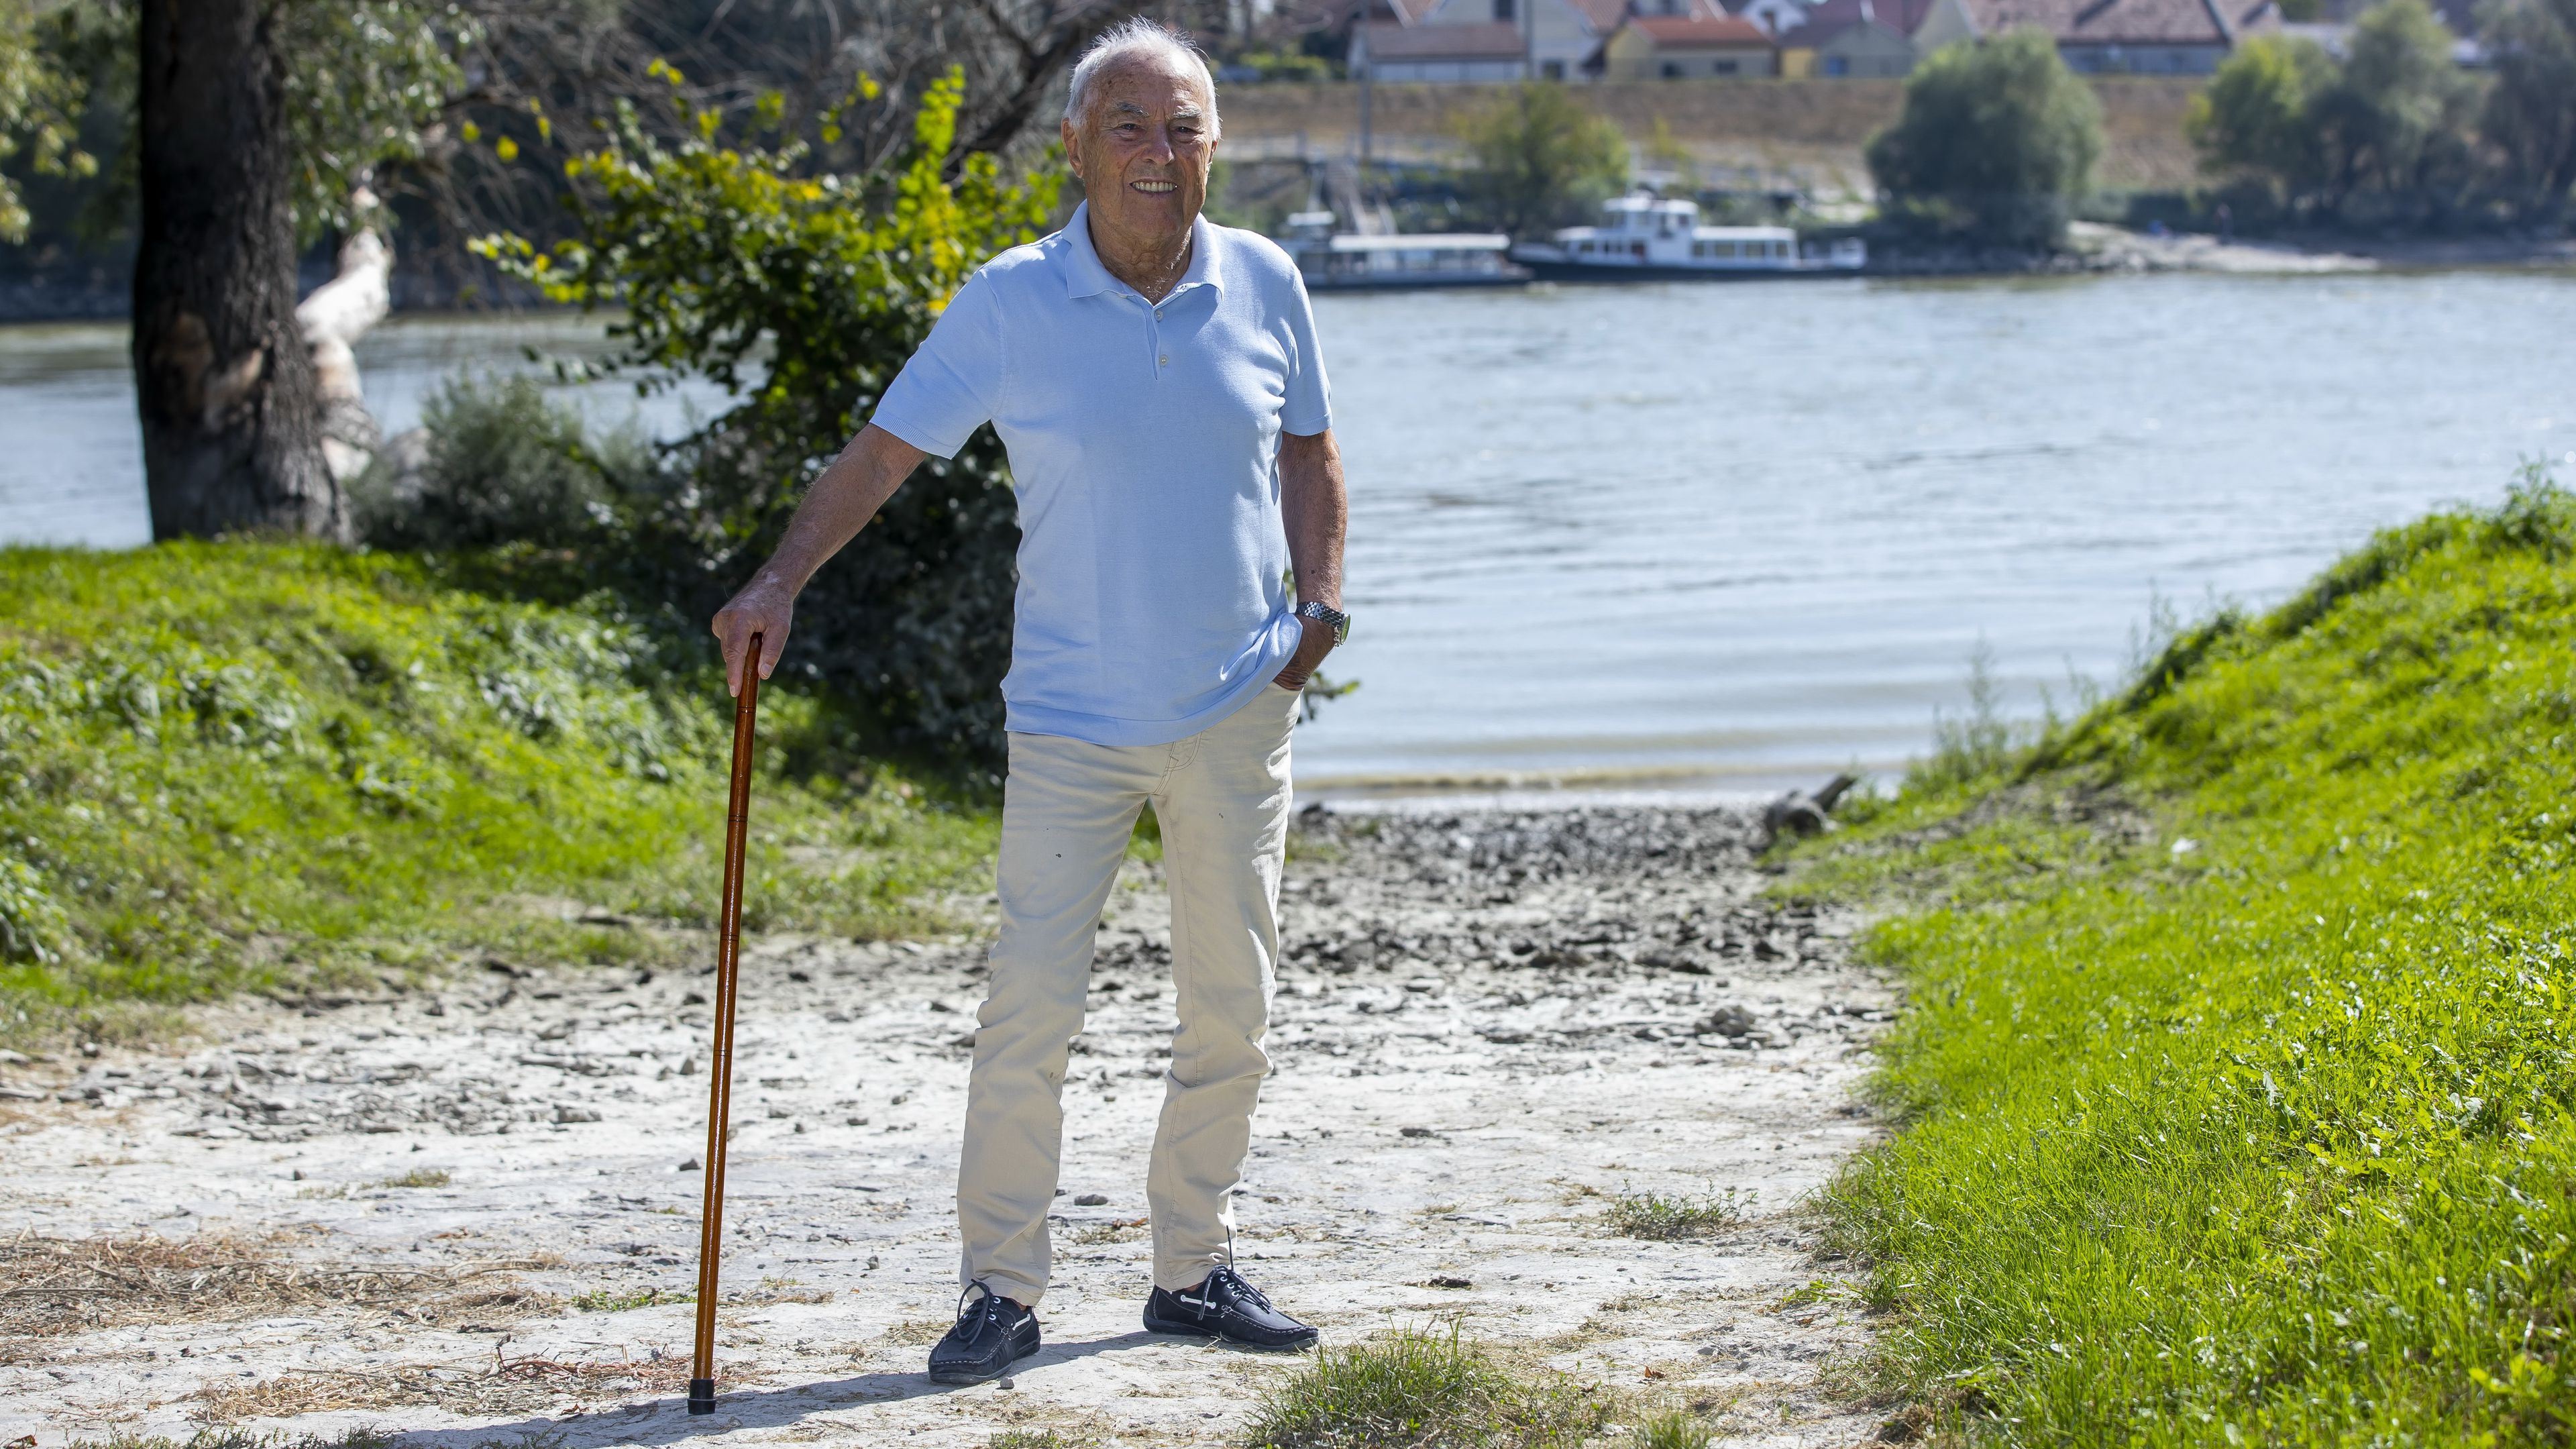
[1350,0,1737,82]
[1350,0,1611,82]
[1349,12,1529,81]
[1777,0,1931,73]
[1599,13,1781,75]
[1721,0,1821,39]
[1907,0,2282,73]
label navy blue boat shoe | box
[1143,1265,1319,1350]
[928,1281,1040,1384]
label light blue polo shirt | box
[869,203,1331,747]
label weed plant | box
[1242,1325,1610,1448]
[572,1286,690,1312]
[1603,1185,1748,1240]
[1629,1411,1715,1449]
[373,1168,451,1189]
[0,542,992,1044]
[1790,472,2576,1442]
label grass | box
[1602,1185,1748,1240]
[70,1434,398,1449]
[374,1167,451,1189]
[1786,470,2576,1443]
[1240,1326,1613,1448]
[0,541,995,1046]
[1629,1411,1715,1449]
[570,1285,690,1312]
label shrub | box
[1454,83,1631,240]
[2189,0,2484,224]
[478,65,1060,773]
[2481,0,2576,215]
[349,374,610,551]
[1866,29,2102,248]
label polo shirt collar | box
[1061,201,1224,302]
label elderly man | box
[711,19,1346,1384]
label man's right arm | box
[710,423,927,697]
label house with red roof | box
[1597,12,1782,76]
[1350,0,1633,82]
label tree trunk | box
[132,0,341,541]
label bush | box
[349,374,611,551]
[2481,0,2576,215]
[1866,30,2102,248]
[2190,0,2489,225]
[1453,83,1631,240]
[478,65,1060,772]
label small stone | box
[1075,1192,1109,1206]
[678,1157,700,1171]
[1400,1126,1434,1138]
[553,1105,601,1124]
[997,1377,1015,1391]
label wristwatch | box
[1296,600,1350,647]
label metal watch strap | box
[1297,600,1349,646]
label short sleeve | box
[869,270,1005,459]
[1278,269,1331,437]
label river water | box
[5,272,2573,795]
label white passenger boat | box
[1511,195,1866,282]
[1277,211,1531,292]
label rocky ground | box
[0,804,1893,1448]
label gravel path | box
[0,804,1890,1448]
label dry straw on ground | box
[0,1230,554,1337]
[190,1351,698,1421]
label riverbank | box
[0,804,1888,1447]
[1780,474,2576,1442]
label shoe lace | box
[1199,1265,1273,1312]
[953,1279,1007,1332]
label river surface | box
[5,272,2573,794]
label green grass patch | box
[1789,471,2576,1442]
[1601,1184,1748,1241]
[1242,1325,1613,1448]
[1629,1411,1715,1449]
[372,1167,451,1189]
[571,1285,692,1312]
[0,541,994,1045]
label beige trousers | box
[957,683,1301,1307]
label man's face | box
[1062,56,1215,249]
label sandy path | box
[1,804,1889,1448]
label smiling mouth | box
[1130,179,1179,195]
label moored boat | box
[1277,211,1532,292]
[1511,195,1866,282]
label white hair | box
[1064,17,1221,140]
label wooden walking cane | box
[689,632,762,1417]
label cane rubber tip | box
[688,1378,716,1414]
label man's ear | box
[1060,117,1082,180]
